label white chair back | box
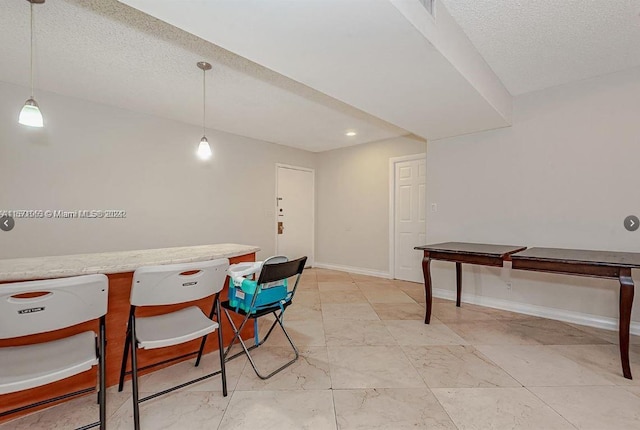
[131,258,229,306]
[0,274,108,339]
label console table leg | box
[619,268,634,380]
[422,255,432,324]
[456,262,462,307]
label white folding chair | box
[0,274,108,430]
[117,258,229,430]
[222,256,307,379]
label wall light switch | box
[430,203,438,212]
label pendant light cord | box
[202,67,206,136]
[30,1,34,98]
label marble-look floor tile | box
[257,318,327,348]
[371,302,425,320]
[477,345,615,386]
[110,391,230,430]
[320,290,368,303]
[318,281,359,292]
[480,307,543,322]
[297,280,319,292]
[316,271,353,283]
[354,278,393,286]
[507,318,611,345]
[550,344,640,385]
[384,320,468,345]
[333,388,456,430]
[350,273,389,283]
[391,279,423,289]
[624,385,640,398]
[361,290,415,304]
[328,345,426,389]
[301,270,318,282]
[322,303,380,321]
[117,351,247,393]
[355,282,395,294]
[401,287,426,303]
[447,321,543,345]
[218,389,336,430]
[567,323,640,345]
[287,293,323,320]
[235,347,331,390]
[324,319,397,346]
[432,387,574,430]
[0,391,131,430]
[403,345,521,388]
[432,302,501,323]
[293,290,321,303]
[530,386,640,430]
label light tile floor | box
[3,268,640,429]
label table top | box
[511,247,640,268]
[0,243,260,282]
[415,242,527,257]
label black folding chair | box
[222,256,307,379]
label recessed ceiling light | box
[345,131,357,137]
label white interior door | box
[276,165,314,265]
[394,157,426,282]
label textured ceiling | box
[119,0,511,141]
[0,0,408,152]
[439,0,640,95]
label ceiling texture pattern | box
[0,0,408,152]
[439,0,640,95]
[2,0,639,149]
[119,0,512,142]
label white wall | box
[0,81,315,260]
[427,68,640,326]
[316,135,427,274]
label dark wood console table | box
[414,242,526,324]
[511,247,640,380]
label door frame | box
[275,163,315,266]
[388,153,427,280]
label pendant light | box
[19,0,45,128]
[196,61,213,160]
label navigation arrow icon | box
[0,216,14,232]
[624,215,639,232]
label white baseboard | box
[432,287,640,336]
[313,262,640,336]
[313,262,392,279]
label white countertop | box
[0,244,260,282]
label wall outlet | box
[506,282,512,292]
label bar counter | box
[0,243,259,421]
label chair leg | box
[215,298,228,397]
[118,330,130,392]
[244,311,300,380]
[129,316,141,430]
[99,317,107,430]
[195,294,219,367]
[222,308,248,360]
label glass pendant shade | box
[197,136,212,160]
[196,61,213,160]
[20,1,45,128]
[18,98,43,127]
